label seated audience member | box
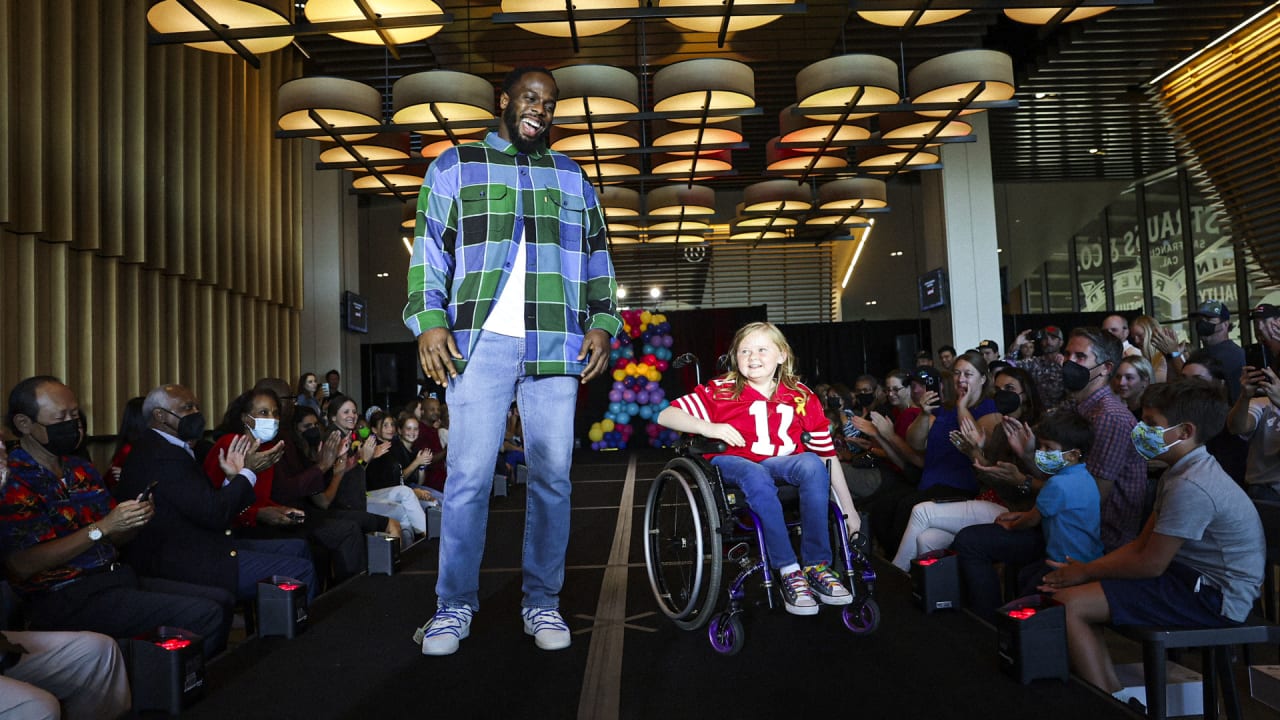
[392,415,440,504]
[1110,356,1153,420]
[119,384,317,602]
[977,339,1000,365]
[1228,364,1280,501]
[273,406,385,583]
[1041,379,1264,702]
[105,396,146,490]
[1129,315,1170,384]
[889,366,1043,571]
[952,410,1102,617]
[1008,326,1066,408]
[502,403,525,472]
[1061,328,1147,551]
[937,345,957,372]
[296,372,322,415]
[1102,314,1142,358]
[411,396,448,494]
[867,353,1002,556]
[0,377,227,657]
[0,629,131,720]
[363,411,427,540]
[1186,300,1246,403]
[1181,352,1247,485]
[321,395,386,511]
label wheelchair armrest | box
[680,436,727,456]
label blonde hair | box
[1131,315,1163,361]
[719,321,802,400]
[1115,354,1154,383]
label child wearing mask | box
[1039,380,1264,702]
[658,322,858,615]
[951,410,1102,616]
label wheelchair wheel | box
[707,612,745,656]
[842,598,881,635]
[644,457,724,631]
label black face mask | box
[163,409,206,442]
[855,393,876,408]
[1196,320,1218,337]
[37,418,83,456]
[301,426,323,447]
[1061,361,1095,393]
[993,389,1022,415]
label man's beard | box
[504,103,546,154]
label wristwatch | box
[1167,351,1182,358]
[87,524,104,542]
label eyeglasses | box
[887,385,907,393]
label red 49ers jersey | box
[670,377,835,462]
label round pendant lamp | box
[856,9,969,27]
[779,104,870,151]
[877,112,972,149]
[551,64,641,131]
[319,133,412,169]
[817,178,888,211]
[741,179,812,213]
[550,122,641,160]
[304,0,446,44]
[278,77,383,141]
[907,49,1015,118]
[653,59,755,125]
[796,54,900,121]
[647,184,716,217]
[147,0,293,54]
[392,70,496,136]
[765,137,847,175]
[500,0,634,38]
[658,0,792,33]
[652,117,744,156]
[1004,7,1113,24]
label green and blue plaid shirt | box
[403,132,623,376]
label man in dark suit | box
[115,384,317,605]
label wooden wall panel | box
[0,0,10,226]
[44,0,73,245]
[101,0,125,257]
[11,3,43,233]
[0,10,303,446]
[72,0,101,252]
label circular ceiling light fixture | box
[392,70,496,137]
[653,59,755,125]
[796,54,900,121]
[277,77,383,141]
[907,49,1015,118]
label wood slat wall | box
[1154,7,1280,285]
[0,0,304,445]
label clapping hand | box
[1151,327,1184,356]
[246,440,286,472]
[218,435,255,478]
[414,448,433,468]
[1001,416,1035,458]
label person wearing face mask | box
[117,385,318,605]
[951,410,1102,618]
[1,377,229,658]
[1039,379,1264,703]
[1180,300,1245,403]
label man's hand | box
[578,329,611,384]
[1259,366,1280,407]
[994,512,1023,530]
[246,441,285,472]
[417,328,461,387]
[1038,557,1089,592]
[919,390,941,415]
[101,499,155,538]
[219,435,254,478]
[257,506,304,526]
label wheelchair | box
[643,437,880,655]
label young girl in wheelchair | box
[658,322,858,616]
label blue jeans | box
[437,332,579,612]
[711,453,832,569]
[236,537,318,601]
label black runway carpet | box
[182,449,1138,720]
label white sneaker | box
[416,606,473,656]
[522,607,571,650]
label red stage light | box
[155,638,192,651]
[916,558,938,567]
[1006,607,1037,620]
[277,583,301,591]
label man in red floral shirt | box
[1,376,229,657]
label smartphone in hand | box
[139,480,160,502]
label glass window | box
[1143,174,1188,342]
[1108,189,1144,312]
[1189,190,1244,345]
[1045,249,1073,312]
[1075,216,1108,311]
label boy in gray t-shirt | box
[1038,379,1265,703]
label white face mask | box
[248,418,279,443]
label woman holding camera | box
[869,352,1003,558]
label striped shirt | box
[1071,384,1147,550]
[403,132,623,376]
[671,378,836,462]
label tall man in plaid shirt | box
[404,66,622,656]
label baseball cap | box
[988,359,1011,376]
[1192,300,1230,320]
[977,339,999,353]
[915,349,932,360]
[1251,303,1280,320]
[1042,325,1063,338]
